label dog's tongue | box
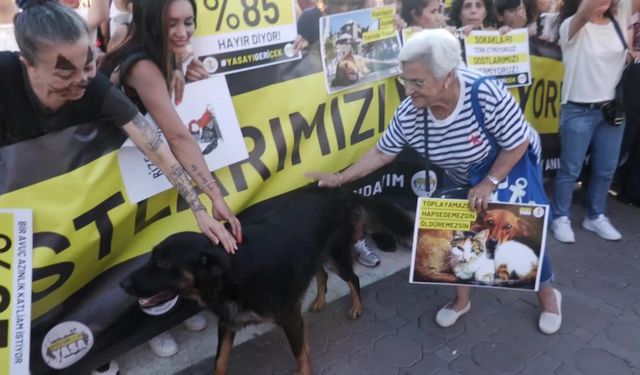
[138,291,175,308]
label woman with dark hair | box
[448,0,498,31]
[495,0,528,28]
[550,0,635,244]
[101,0,239,358]
[401,0,445,29]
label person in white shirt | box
[0,0,18,51]
[550,0,636,243]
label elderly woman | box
[307,29,562,334]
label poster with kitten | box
[409,198,550,291]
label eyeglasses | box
[397,77,431,89]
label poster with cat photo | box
[409,198,550,291]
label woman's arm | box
[468,139,529,211]
[122,113,238,253]
[124,60,242,243]
[86,0,110,32]
[567,0,603,41]
[305,146,397,187]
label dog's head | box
[474,209,533,245]
[120,232,230,308]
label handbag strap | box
[470,76,500,150]
[609,15,629,51]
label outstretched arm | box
[305,146,396,187]
[122,113,238,254]
[126,60,242,243]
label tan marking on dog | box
[295,329,311,375]
[347,281,363,320]
[309,270,328,312]
[214,329,235,375]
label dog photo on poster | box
[409,198,550,291]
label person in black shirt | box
[2,0,237,253]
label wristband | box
[485,174,500,186]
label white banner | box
[118,75,249,203]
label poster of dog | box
[409,198,550,291]
[319,6,401,94]
[118,75,248,203]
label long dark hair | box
[448,0,498,28]
[14,0,90,64]
[102,0,197,85]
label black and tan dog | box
[120,186,412,375]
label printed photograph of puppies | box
[410,201,550,291]
[319,7,401,94]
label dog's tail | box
[349,194,414,252]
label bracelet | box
[199,179,217,190]
[485,174,500,186]
[335,172,343,187]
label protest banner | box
[0,17,563,374]
[410,198,549,291]
[118,75,248,203]
[465,28,532,87]
[0,210,32,375]
[192,0,300,74]
[320,6,401,94]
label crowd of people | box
[0,0,638,373]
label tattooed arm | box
[122,113,238,253]
[124,60,242,242]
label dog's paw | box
[309,298,326,312]
[348,306,363,320]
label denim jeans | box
[552,103,626,219]
[438,171,554,286]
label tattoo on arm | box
[132,113,164,152]
[168,164,206,212]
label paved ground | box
[120,197,640,374]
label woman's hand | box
[170,69,186,105]
[194,210,238,254]
[293,35,309,52]
[305,171,342,188]
[185,58,210,82]
[210,196,243,243]
[498,26,512,35]
[467,180,495,212]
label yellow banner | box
[468,53,529,65]
[0,73,401,321]
[509,55,564,134]
[466,33,528,45]
[195,0,296,36]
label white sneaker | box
[551,216,575,243]
[184,313,207,331]
[582,215,622,241]
[353,239,380,267]
[148,332,179,358]
[91,360,119,375]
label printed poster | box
[192,0,300,74]
[409,198,549,291]
[0,209,32,375]
[118,75,249,203]
[464,28,532,87]
[320,6,402,94]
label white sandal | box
[539,288,562,334]
[435,301,471,328]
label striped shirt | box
[377,68,541,185]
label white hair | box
[399,29,463,80]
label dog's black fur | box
[120,186,412,375]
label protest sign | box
[0,210,32,375]
[410,198,549,291]
[118,75,248,203]
[192,0,300,74]
[320,6,401,94]
[465,29,531,87]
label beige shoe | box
[435,301,471,328]
[539,288,562,335]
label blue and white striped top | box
[377,68,541,185]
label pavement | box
[118,196,640,375]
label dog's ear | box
[517,218,535,237]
